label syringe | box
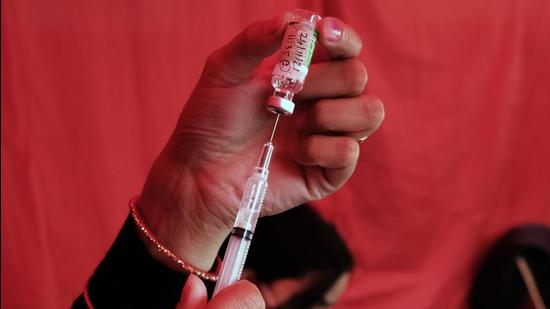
[213,9,320,295]
[213,115,280,295]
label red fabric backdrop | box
[2,0,550,308]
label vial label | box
[273,22,317,82]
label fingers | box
[299,59,368,99]
[207,280,265,309]
[301,95,385,138]
[292,95,384,190]
[177,274,208,309]
[178,277,265,309]
[204,13,289,85]
[302,17,367,100]
[294,135,359,191]
[204,14,362,86]
[295,135,359,169]
[313,17,362,62]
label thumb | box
[204,12,289,84]
[207,280,265,309]
[177,274,208,309]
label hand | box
[138,12,384,270]
[177,275,264,309]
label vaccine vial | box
[267,9,321,115]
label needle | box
[269,114,281,143]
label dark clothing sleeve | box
[73,204,351,308]
[72,216,188,309]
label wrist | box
[137,157,233,271]
[137,194,230,272]
[129,198,220,282]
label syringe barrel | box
[213,171,267,295]
[213,234,252,295]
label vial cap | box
[267,96,295,115]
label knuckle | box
[311,100,333,131]
[241,22,259,43]
[241,20,272,52]
[203,48,236,85]
[344,60,368,95]
[304,138,319,163]
[205,48,224,71]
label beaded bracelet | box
[129,197,220,281]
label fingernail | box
[323,17,343,42]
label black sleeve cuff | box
[73,215,188,309]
